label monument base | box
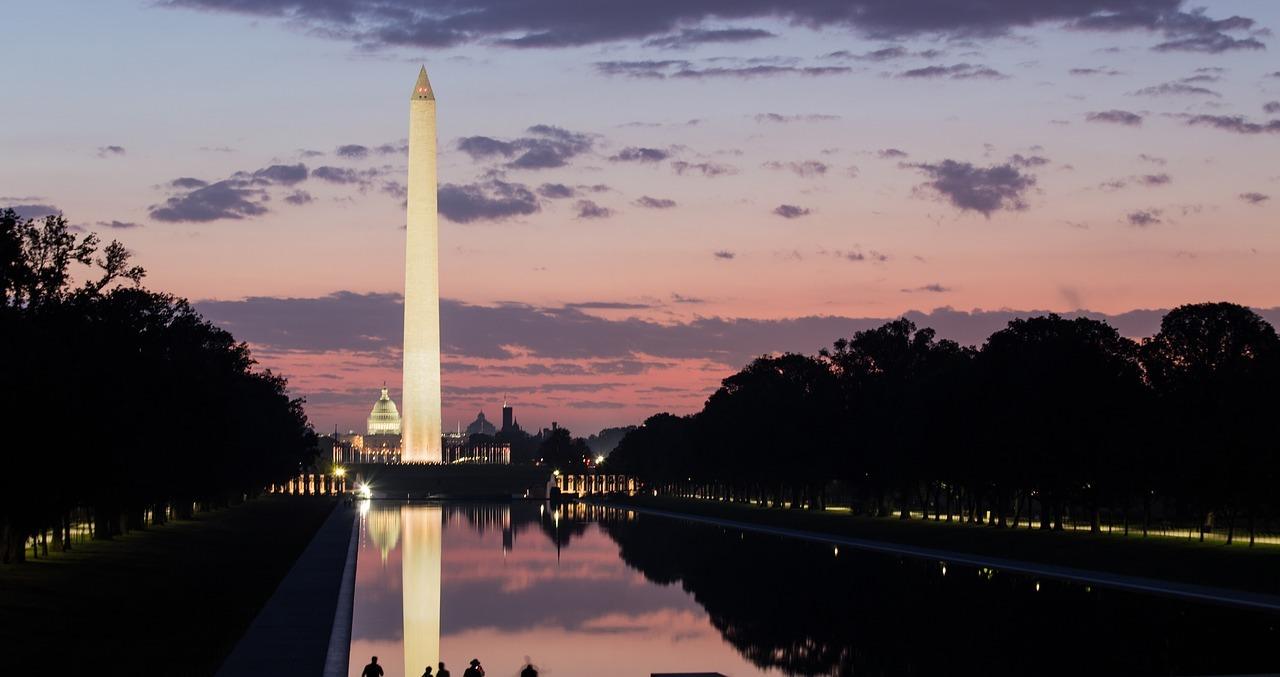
[349,463,551,500]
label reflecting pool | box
[349,502,1279,677]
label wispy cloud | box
[907,159,1037,216]
[1086,110,1143,126]
[438,180,540,223]
[896,63,1006,80]
[633,196,676,209]
[773,204,811,219]
[1126,209,1163,227]
[575,199,613,219]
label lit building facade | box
[332,388,510,465]
[367,386,402,435]
[443,437,511,464]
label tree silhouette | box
[605,413,694,490]
[697,353,841,507]
[608,304,1279,542]
[976,315,1144,530]
[823,319,974,518]
[537,426,590,472]
[1,209,316,563]
[1141,303,1280,544]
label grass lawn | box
[0,495,336,675]
[608,495,1280,597]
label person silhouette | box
[421,666,434,677]
[520,658,538,677]
[462,658,485,677]
[438,661,451,677]
[361,656,384,677]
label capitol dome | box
[367,386,402,435]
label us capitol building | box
[325,387,510,465]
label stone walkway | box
[217,503,358,677]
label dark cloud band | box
[161,1,1258,55]
[195,290,1280,370]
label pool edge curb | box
[594,499,1280,614]
[323,506,360,677]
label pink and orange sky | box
[3,1,1278,434]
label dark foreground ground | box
[0,496,336,675]
[604,495,1280,598]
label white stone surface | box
[401,66,442,462]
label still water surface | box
[348,501,1278,677]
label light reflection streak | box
[402,504,442,677]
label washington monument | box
[402,66,442,462]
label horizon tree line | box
[1,209,318,563]
[606,302,1280,545]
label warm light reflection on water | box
[348,501,769,677]
[349,501,1280,677]
[401,505,441,677]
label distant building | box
[318,433,343,465]
[367,386,402,435]
[501,399,515,433]
[333,432,363,464]
[328,389,511,465]
[466,411,497,436]
[444,437,510,464]
[362,434,400,464]
[363,386,403,463]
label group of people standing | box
[360,655,538,677]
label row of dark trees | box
[534,426,593,471]
[480,423,618,470]
[606,303,1280,544]
[0,210,318,563]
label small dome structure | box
[367,386,402,435]
[466,411,497,436]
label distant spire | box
[411,65,435,101]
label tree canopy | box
[606,305,1280,544]
[1,209,317,563]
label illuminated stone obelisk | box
[402,66,442,462]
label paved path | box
[610,502,1280,614]
[217,502,359,677]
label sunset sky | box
[4,1,1278,434]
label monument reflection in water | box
[354,503,443,677]
[350,502,1280,677]
[401,505,442,676]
